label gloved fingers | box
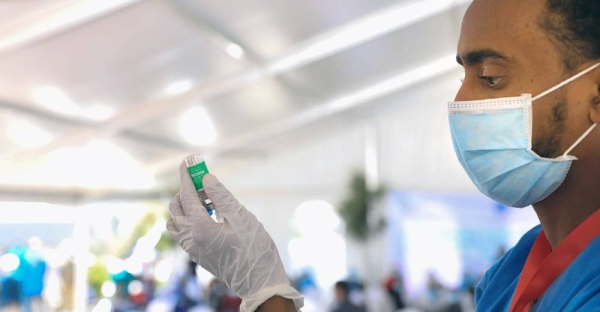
[172,196,218,234]
[179,160,210,219]
[168,194,187,230]
[169,192,202,231]
[223,207,262,238]
[202,174,245,218]
[166,217,180,233]
[167,220,199,257]
[169,191,185,217]
[166,217,194,255]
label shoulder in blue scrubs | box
[476,225,600,311]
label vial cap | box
[184,154,205,167]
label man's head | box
[541,1,600,72]
[334,281,350,301]
[455,0,600,160]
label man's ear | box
[589,64,600,123]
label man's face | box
[455,0,595,159]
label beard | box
[532,95,567,158]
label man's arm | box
[256,296,297,312]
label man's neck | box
[533,161,600,249]
[533,202,598,249]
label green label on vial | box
[188,161,209,191]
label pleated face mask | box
[448,63,600,208]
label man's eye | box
[479,76,503,87]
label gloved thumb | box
[202,174,244,217]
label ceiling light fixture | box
[83,104,115,121]
[7,119,54,148]
[179,106,217,146]
[226,43,244,59]
[166,80,192,96]
[32,86,81,116]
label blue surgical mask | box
[448,63,600,208]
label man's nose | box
[454,80,482,102]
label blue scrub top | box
[475,225,600,311]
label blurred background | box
[0,0,539,311]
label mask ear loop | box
[563,123,598,156]
[530,63,600,157]
[532,63,600,102]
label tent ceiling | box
[0,0,469,200]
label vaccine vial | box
[184,154,216,217]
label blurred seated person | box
[331,281,366,312]
[175,260,204,312]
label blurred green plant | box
[338,172,386,241]
[118,211,176,258]
[156,229,176,252]
[88,263,109,296]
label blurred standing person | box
[141,262,156,304]
[425,272,444,304]
[458,286,475,312]
[331,281,366,312]
[58,259,74,311]
[494,245,507,262]
[292,270,317,294]
[175,260,204,312]
[207,278,227,311]
[21,237,47,312]
[1,275,21,311]
[207,278,242,312]
[384,269,406,311]
[345,273,365,308]
[2,246,27,311]
[293,270,325,310]
[218,288,242,312]
[413,272,454,312]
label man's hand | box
[166,161,303,312]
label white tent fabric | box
[0,0,472,202]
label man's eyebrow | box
[456,49,513,66]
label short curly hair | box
[539,0,600,72]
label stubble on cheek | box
[532,98,567,158]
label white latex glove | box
[167,161,304,312]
